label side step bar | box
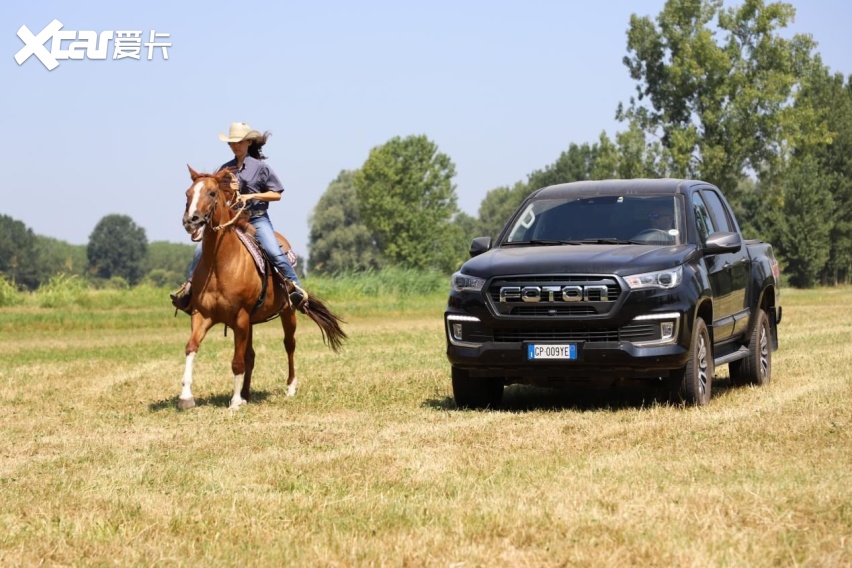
[715,346,749,366]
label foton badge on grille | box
[498,285,610,302]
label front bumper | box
[445,310,691,385]
[447,339,689,382]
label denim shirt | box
[218,156,284,212]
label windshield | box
[502,194,684,246]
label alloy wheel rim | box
[697,332,708,397]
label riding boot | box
[170,281,193,314]
[288,282,308,313]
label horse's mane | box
[198,171,256,237]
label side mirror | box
[704,231,742,254]
[469,236,492,257]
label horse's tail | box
[303,293,347,352]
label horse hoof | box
[286,379,298,397]
[228,398,246,411]
[178,397,196,410]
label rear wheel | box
[671,317,713,406]
[451,367,503,409]
[730,308,771,387]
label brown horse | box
[178,166,346,410]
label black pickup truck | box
[445,179,781,408]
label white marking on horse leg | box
[179,352,196,409]
[286,378,298,397]
[229,373,246,410]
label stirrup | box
[288,283,308,312]
[170,282,192,315]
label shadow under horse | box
[178,166,346,410]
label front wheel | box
[451,367,503,409]
[671,317,713,406]
[730,308,771,387]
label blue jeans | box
[186,212,301,286]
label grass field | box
[0,284,849,566]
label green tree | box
[0,215,40,289]
[87,214,148,284]
[476,137,635,241]
[476,182,530,240]
[442,211,480,271]
[144,241,195,275]
[793,69,852,284]
[771,158,833,287]
[619,0,825,194]
[527,142,602,189]
[34,236,87,281]
[613,122,672,179]
[308,170,383,274]
[354,135,459,271]
[143,240,195,286]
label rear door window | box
[702,189,734,232]
[691,193,716,247]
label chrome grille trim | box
[487,274,624,318]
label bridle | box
[196,175,248,232]
[212,198,247,232]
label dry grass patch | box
[0,288,849,566]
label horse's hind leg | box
[240,326,255,402]
[180,313,214,410]
[281,308,298,396]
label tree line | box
[0,213,194,290]
[309,0,852,288]
[2,1,850,290]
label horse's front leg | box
[180,313,213,410]
[229,311,252,410]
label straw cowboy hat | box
[218,122,262,143]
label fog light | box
[447,314,482,347]
[661,322,675,341]
[452,323,463,341]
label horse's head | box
[183,166,239,241]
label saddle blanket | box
[235,228,298,277]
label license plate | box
[527,344,577,360]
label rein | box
[199,173,247,232]
[212,199,247,232]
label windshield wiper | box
[575,238,644,245]
[502,239,582,246]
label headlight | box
[624,266,683,290]
[451,272,486,293]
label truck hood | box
[460,243,696,277]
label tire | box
[451,367,503,409]
[671,317,713,406]
[730,308,771,387]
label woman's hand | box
[235,194,254,207]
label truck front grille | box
[492,322,660,344]
[487,275,623,318]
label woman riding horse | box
[178,166,346,409]
[172,122,306,313]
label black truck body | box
[445,179,781,408]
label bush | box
[0,275,24,307]
[143,268,183,289]
[304,267,447,300]
[106,276,130,290]
[36,274,92,308]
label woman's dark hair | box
[248,131,272,160]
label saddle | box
[235,228,298,316]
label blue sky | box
[3,1,850,260]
